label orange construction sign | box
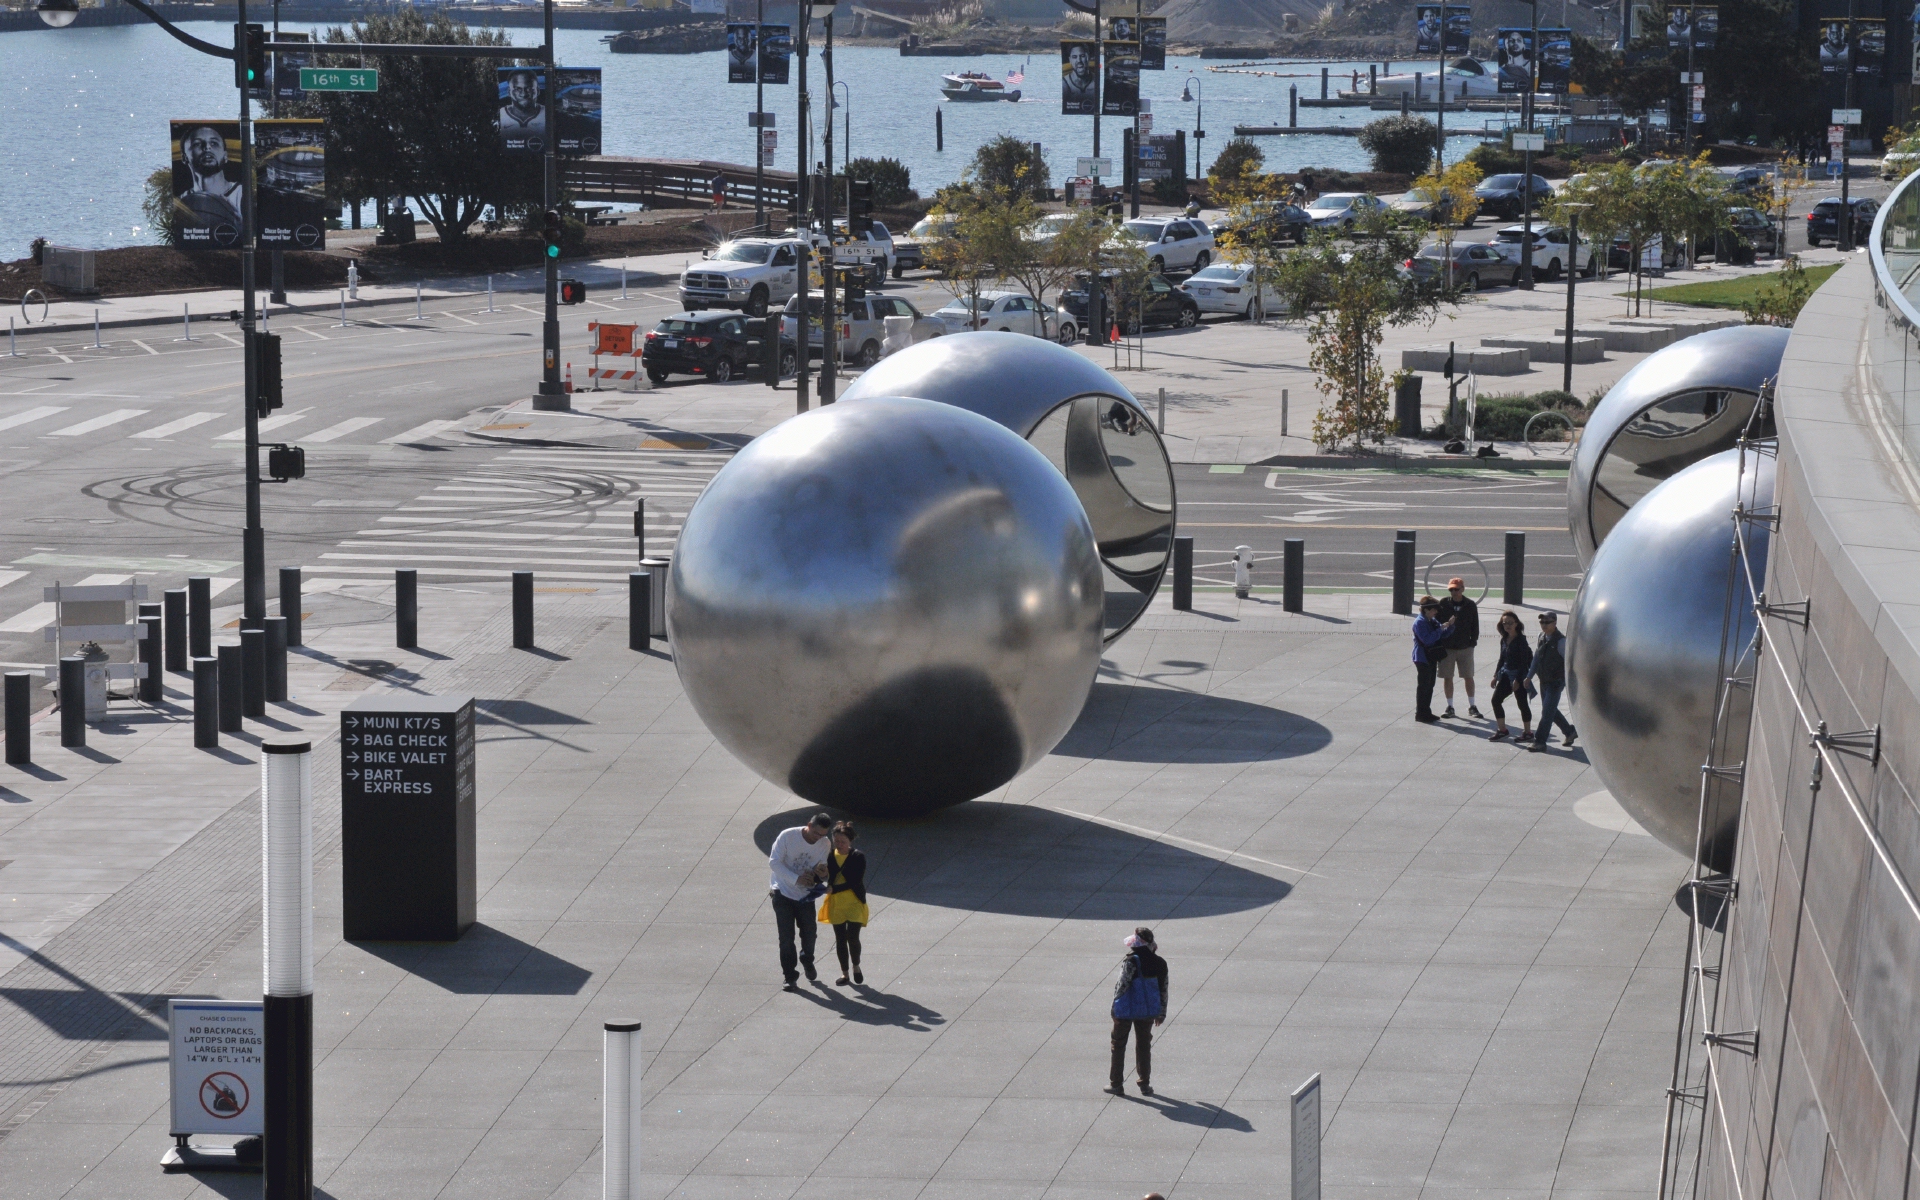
[590,321,638,357]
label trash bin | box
[1394,374,1423,437]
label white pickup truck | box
[678,237,806,316]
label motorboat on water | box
[1366,57,1509,102]
[941,70,1022,102]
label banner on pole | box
[1495,27,1534,93]
[1139,18,1166,69]
[269,31,310,102]
[1536,28,1572,94]
[169,121,244,249]
[760,25,792,84]
[255,119,327,250]
[1415,5,1472,56]
[552,67,602,155]
[727,23,758,83]
[1103,40,1140,116]
[1061,41,1099,114]
[497,67,548,153]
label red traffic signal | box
[559,279,586,305]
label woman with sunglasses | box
[1486,610,1534,742]
[817,821,869,985]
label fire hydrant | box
[79,641,110,722]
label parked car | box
[928,290,1053,336]
[1708,207,1782,262]
[780,293,943,364]
[1488,224,1594,280]
[1405,241,1521,291]
[1806,195,1879,246]
[891,213,956,276]
[1178,262,1283,318]
[1302,192,1387,230]
[1473,173,1554,219]
[1882,151,1920,181]
[1120,216,1216,273]
[1208,200,1312,245]
[1060,272,1201,333]
[1716,165,1773,199]
[677,237,804,316]
[641,311,790,384]
[1388,186,1475,228]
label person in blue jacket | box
[1411,596,1454,724]
[1107,928,1169,1096]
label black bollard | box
[1283,539,1304,613]
[1392,537,1416,616]
[633,499,646,565]
[629,572,651,651]
[936,106,943,151]
[280,567,303,647]
[1172,536,1194,611]
[512,571,534,649]
[4,671,29,765]
[188,576,212,660]
[193,656,219,748]
[59,657,85,748]
[395,568,418,650]
[138,614,162,702]
[264,616,289,703]
[164,587,188,672]
[218,645,244,732]
[1504,531,1526,605]
[241,629,267,718]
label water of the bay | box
[1,21,1495,256]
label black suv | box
[1209,201,1312,246]
[641,311,792,384]
[1709,207,1782,263]
[1061,273,1200,333]
[1805,195,1879,246]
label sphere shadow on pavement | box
[753,801,1292,921]
[1051,681,1333,764]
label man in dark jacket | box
[1435,577,1482,719]
[1107,928,1169,1096]
[1526,611,1577,749]
[1411,596,1453,723]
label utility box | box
[1394,373,1423,437]
[341,692,476,941]
[42,246,97,293]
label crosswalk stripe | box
[304,417,385,443]
[215,410,308,441]
[338,540,644,554]
[382,420,459,444]
[319,551,667,568]
[350,530,669,541]
[0,406,70,433]
[0,603,55,633]
[46,408,149,437]
[301,565,643,581]
[0,570,28,594]
[131,412,224,439]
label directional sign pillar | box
[340,693,476,941]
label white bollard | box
[487,275,495,313]
[262,738,315,1192]
[1157,386,1166,433]
[93,309,101,348]
[603,1018,642,1200]
[182,303,194,342]
[338,289,349,327]
[7,316,16,358]
[621,264,628,301]
[1234,545,1254,599]
[347,259,358,300]
[413,282,424,321]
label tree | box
[1207,138,1264,195]
[1546,156,1730,313]
[839,157,915,207]
[968,134,1050,199]
[1269,213,1452,453]
[1358,115,1437,176]
[142,166,184,247]
[291,9,541,244]
[1743,256,1817,326]
[1409,159,1482,289]
[1210,166,1291,322]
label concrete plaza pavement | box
[0,573,1689,1200]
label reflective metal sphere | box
[667,397,1107,819]
[841,332,1176,642]
[1568,448,1773,869]
[1568,325,1787,567]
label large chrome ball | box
[667,397,1107,819]
[1568,448,1773,869]
[841,332,1175,642]
[1568,325,1788,568]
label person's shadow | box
[1124,1091,1255,1132]
[793,980,945,1031]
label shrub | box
[843,157,915,207]
[1464,142,1524,176]
[1469,389,1585,440]
[142,167,184,247]
[1207,137,1265,191]
[969,133,1049,199]
[1150,175,1188,205]
[1358,116,1437,176]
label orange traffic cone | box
[564,362,574,394]
[1108,322,1120,344]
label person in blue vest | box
[1107,927,1169,1096]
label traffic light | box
[849,179,875,236]
[252,330,282,417]
[266,444,306,482]
[542,209,562,260]
[559,279,586,305]
[234,23,265,90]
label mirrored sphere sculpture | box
[1568,325,1787,568]
[840,332,1176,641]
[1568,448,1773,869]
[668,397,1107,819]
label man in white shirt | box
[768,812,834,989]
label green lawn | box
[1625,264,1842,310]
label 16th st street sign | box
[299,68,379,92]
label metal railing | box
[1863,169,1920,484]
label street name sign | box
[1511,132,1547,151]
[299,68,379,92]
[168,1000,264,1137]
[1834,108,1862,125]
[1077,157,1113,177]
[341,692,475,941]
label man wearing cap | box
[1525,612,1577,750]
[769,812,835,989]
[1435,577,1482,719]
[1107,927,1169,1096]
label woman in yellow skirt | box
[817,821,869,985]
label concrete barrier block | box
[1401,345,1531,375]
[1482,335,1607,364]
[1554,324,1671,353]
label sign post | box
[162,999,265,1171]
[341,693,477,942]
[1291,1073,1322,1200]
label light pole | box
[834,80,851,173]
[1518,0,1539,290]
[1179,74,1203,186]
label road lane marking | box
[303,417,385,443]
[130,412,224,439]
[380,420,459,443]
[131,340,160,355]
[214,409,310,440]
[46,409,150,437]
[319,551,678,568]
[0,407,70,433]
[0,571,26,594]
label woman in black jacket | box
[818,821,869,985]
[1487,610,1534,742]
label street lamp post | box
[1180,74,1203,186]
[1518,0,1539,290]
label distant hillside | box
[1162,0,1615,50]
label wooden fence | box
[562,157,799,212]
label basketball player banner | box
[169,999,265,1137]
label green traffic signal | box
[546,244,559,258]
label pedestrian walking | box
[1107,928,1169,1096]
[711,170,728,211]
[1411,595,1453,724]
[818,820,869,986]
[1525,611,1577,750]
[1435,577,1482,718]
[769,812,834,989]
[1486,610,1534,742]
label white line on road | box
[131,340,160,355]
[0,406,70,433]
[295,327,330,341]
[46,409,150,437]
[0,570,28,593]
[381,420,458,444]
[214,409,309,440]
[303,417,385,443]
[319,551,673,568]
[130,412,224,439]
[300,565,643,581]
[0,603,55,633]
